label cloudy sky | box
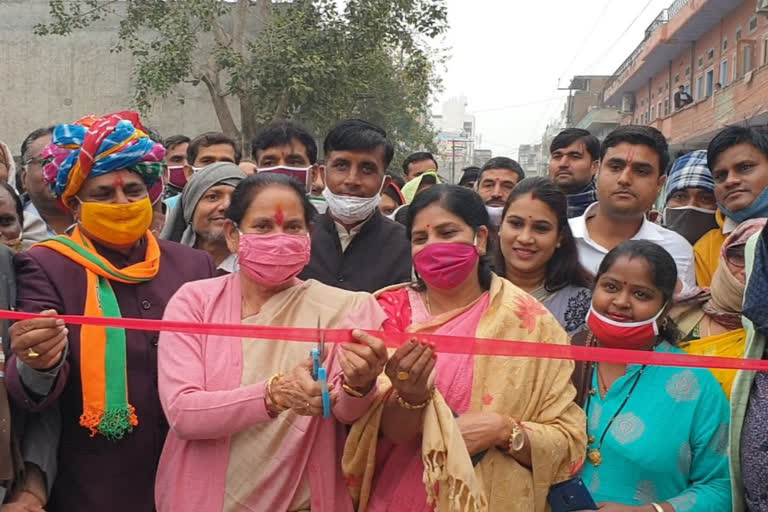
[434,0,672,158]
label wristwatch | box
[506,417,525,453]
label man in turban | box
[4,111,216,512]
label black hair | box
[479,157,525,183]
[188,132,242,166]
[406,184,493,291]
[163,134,191,151]
[323,119,394,169]
[20,126,55,164]
[595,240,680,342]
[458,166,481,187]
[402,152,438,176]
[550,128,600,161]
[385,171,405,190]
[382,183,404,207]
[251,121,318,165]
[707,125,768,171]
[226,172,316,227]
[145,127,163,144]
[0,180,23,226]
[494,177,592,291]
[601,125,670,175]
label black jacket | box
[300,210,412,293]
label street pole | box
[451,140,456,184]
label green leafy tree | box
[36,0,445,164]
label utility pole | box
[451,140,456,184]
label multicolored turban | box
[42,111,165,210]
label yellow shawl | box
[342,276,587,512]
[694,211,727,287]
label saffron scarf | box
[37,226,161,439]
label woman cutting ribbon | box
[155,173,389,512]
[577,240,731,512]
[342,184,586,512]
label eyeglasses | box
[725,243,746,268]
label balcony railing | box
[605,0,691,95]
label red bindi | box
[113,176,125,188]
[274,205,284,226]
[625,149,635,167]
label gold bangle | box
[506,417,525,453]
[396,389,434,410]
[342,382,366,398]
[266,373,287,414]
[650,504,664,512]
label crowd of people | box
[0,109,765,512]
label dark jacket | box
[0,245,59,504]
[300,210,412,293]
[5,239,215,512]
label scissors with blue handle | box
[311,319,331,418]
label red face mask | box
[586,306,664,349]
[167,166,187,189]
[413,242,479,290]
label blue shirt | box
[582,342,732,511]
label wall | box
[624,0,768,137]
[0,0,241,157]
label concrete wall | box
[0,0,239,157]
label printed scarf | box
[37,226,160,439]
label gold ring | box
[396,371,410,381]
[27,348,40,359]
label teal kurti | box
[582,342,732,511]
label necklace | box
[423,291,433,315]
[585,364,646,467]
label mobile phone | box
[547,477,598,512]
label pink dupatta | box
[367,287,489,512]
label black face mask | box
[663,206,719,245]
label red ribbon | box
[0,309,766,371]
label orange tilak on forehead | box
[625,148,636,167]
[274,205,284,226]
[113,175,125,188]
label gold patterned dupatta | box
[342,276,586,512]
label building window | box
[650,106,655,120]
[707,48,715,62]
[749,16,758,33]
[723,38,728,51]
[705,68,714,96]
[674,73,680,83]
[696,75,704,99]
[698,56,704,69]
[658,86,663,94]
[763,37,768,66]
[685,66,691,76]
[720,60,728,86]
[745,45,754,73]
[657,102,662,118]
[736,27,742,42]
[664,99,670,116]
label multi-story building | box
[518,143,542,177]
[473,149,493,167]
[567,76,621,141]
[603,0,768,152]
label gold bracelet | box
[396,389,434,410]
[266,373,287,414]
[505,417,525,453]
[650,503,664,512]
[342,382,366,398]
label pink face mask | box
[586,306,663,350]
[167,166,187,189]
[413,242,479,290]
[238,232,311,287]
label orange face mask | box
[78,197,153,246]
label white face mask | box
[309,196,328,215]
[486,205,504,229]
[322,180,384,224]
